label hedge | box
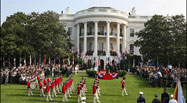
[117,70,127,77]
[86,70,96,77]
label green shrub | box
[86,70,96,77]
[117,70,127,77]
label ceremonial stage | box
[97,69,118,80]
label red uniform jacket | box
[37,76,40,81]
[46,84,50,92]
[27,82,30,88]
[57,78,60,85]
[43,80,47,85]
[51,82,54,89]
[55,79,58,86]
[121,80,125,88]
[77,86,80,95]
[93,85,96,94]
[47,78,50,82]
[39,82,42,89]
[62,85,66,94]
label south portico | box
[76,20,128,71]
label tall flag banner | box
[8,58,10,66]
[156,56,159,67]
[14,58,16,67]
[30,55,32,65]
[34,57,36,65]
[173,80,185,102]
[3,57,5,67]
[44,56,46,64]
[24,56,26,66]
[54,57,56,65]
[58,57,60,64]
[152,59,154,66]
[133,58,135,67]
[48,56,51,64]
[62,58,65,65]
[19,57,22,66]
[39,55,41,64]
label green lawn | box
[1,73,186,103]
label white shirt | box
[169,99,177,103]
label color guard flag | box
[24,56,26,66]
[44,56,46,64]
[19,57,22,66]
[173,79,185,103]
[14,58,16,67]
[30,55,32,65]
[48,56,51,64]
[3,57,5,67]
[98,57,100,66]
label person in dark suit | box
[161,88,169,103]
[137,92,145,103]
[152,94,161,103]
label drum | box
[30,83,36,89]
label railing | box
[98,51,106,56]
[110,51,117,56]
[86,51,94,56]
[98,32,107,35]
[110,33,117,36]
[87,32,94,35]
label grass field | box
[1,73,186,103]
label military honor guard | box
[77,83,81,103]
[137,92,146,103]
[39,81,45,97]
[161,88,170,103]
[27,80,33,96]
[62,82,68,102]
[121,77,128,96]
[152,94,161,103]
[93,82,100,103]
[46,82,53,101]
[169,95,177,103]
[51,79,57,98]
[55,77,60,93]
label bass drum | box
[30,83,36,89]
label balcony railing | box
[86,51,94,56]
[87,32,94,35]
[98,32,106,35]
[98,51,106,56]
[110,51,117,56]
[110,33,117,36]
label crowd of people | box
[136,66,187,88]
[0,63,74,85]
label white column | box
[116,22,120,56]
[123,25,127,53]
[77,24,80,52]
[94,21,98,57]
[106,21,110,57]
[83,22,87,54]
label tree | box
[1,11,70,66]
[135,14,186,67]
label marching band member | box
[27,79,33,96]
[77,83,81,103]
[62,82,68,102]
[121,77,128,96]
[51,79,57,98]
[93,82,100,103]
[46,82,53,101]
[39,81,45,97]
[55,77,60,93]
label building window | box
[130,28,135,37]
[110,43,113,51]
[130,44,134,54]
[68,27,72,35]
[120,44,122,53]
[99,26,104,35]
[99,42,104,51]
[89,43,92,51]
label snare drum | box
[30,83,36,89]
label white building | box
[60,7,152,69]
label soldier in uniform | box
[46,82,53,101]
[77,84,81,103]
[93,83,100,103]
[121,77,128,96]
[62,82,68,102]
[161,88,170,103]
[27,79,33,96]
[39,81,45,97]
[152,94,161,103]
[137,92,145,103]
[169,95,177,103]
[51,79,57,98]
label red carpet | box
[96,72,118,80]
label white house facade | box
[60,7,152,69]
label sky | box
[1,0,186,24]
